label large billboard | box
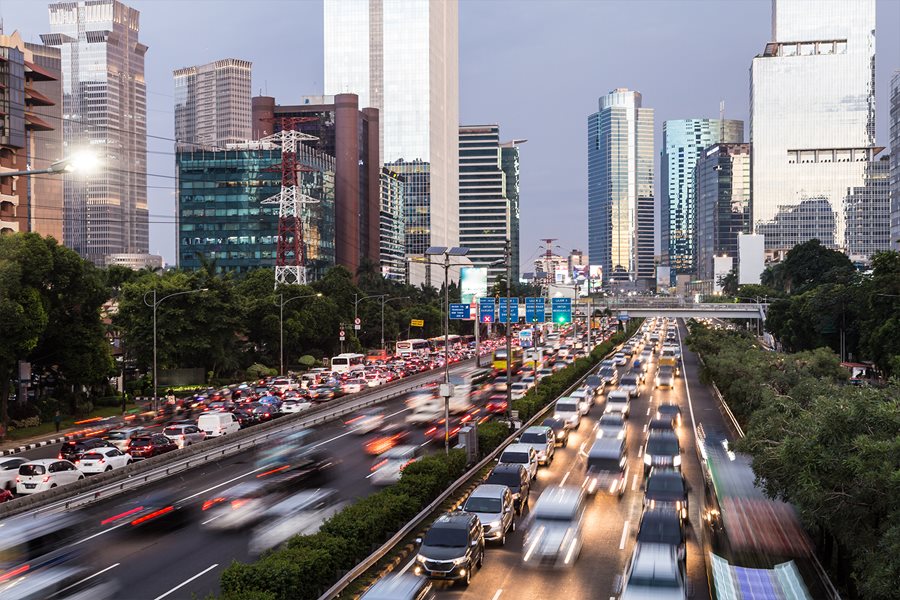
[460,267,488,305]
[588,265,603,293]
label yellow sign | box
[410,319,425,327]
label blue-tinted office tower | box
[661,119,743,275]
[588,88,655,284]
[177,143,336,275]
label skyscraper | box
[43,0,150,266]
[458,125,522,285]
[174,58,252,150]
[843,157,891,259]
[379,167,405,281]
[891,71,900,251]
[323,0,459,262]
[661,119,743,275]
[750,0,880,254]
[588,88,654,284]
[501,142,522,283]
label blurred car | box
[462,484,516,545]
[584,437,626,496]
[637,508,686,563]
[308,385,337,401]
[643,468,689,522]
[58,437,113,462]
[359,573,435,600]
[249,488,346,556]
[516,426,555,466]
[541,417,569,447]
[655,403,682,427]
[522,486,585,568]
[414,512,485,586]
[643,431,682,475]
[648,416,677,436]
[655,366,675,390]
[162,423,206,449]
[0,457,27,490]
[536,368,553,381]
[485,394,508,415]
[75,447,133,474]
[201,481,274,530]
[510,382,530,400]
[232,407,260,428]
[347,408,385,435]
[342,378,367,394]
[281,399,312,413]
[595,413,627,441]
[617,374,640,398]
[498,444,538,481]
[484,463,531,514]
[604,390,631,418]
[597,366,619,387]
[16,459,83,494]
[105,427,147,452]
[620,542,687,600]
[570,390,593,415]
[127,434,178,460]
[370,445,422,486]
[108,488,190,530]
[612,352,627,366]
[364,428,409,455]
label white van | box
[198,411,241,437]
[553,397,581,429]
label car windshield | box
[423,527,467,548]
[658,405,679,415]
[556,402,577,412]
[519,432,546,444]
[647,436,680,456]
[500,451,529,464]
[19,464,46,475]
[542,419,564,431]
[599,367,615,376]
[465,497,502,513]
[82,453,106,460]
[599,415,624,427]
[163,428,184,436]
[647,474,684,494]
[621,376,637,386]
[637,516,682,545]
[587,456,621,472]
[107,432,129,440]
[130,438,152,447]
[486,472,520,489]
[628,570,680,589]
[658,366,674,375]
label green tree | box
[858,251,900,377]
[761,239,855,294]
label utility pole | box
[474,302,481,368]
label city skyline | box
[2,0,898,268]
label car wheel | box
[477,549,484,568]
[105,466,112,472]
[127,460,133,465]
[78,475,84,480]
[50,483,57,488]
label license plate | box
[24,483,36,489]
[83,462,94,467]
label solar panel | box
[424,246,448,256]
[448,247,470,256]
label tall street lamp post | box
[276,292,322,376]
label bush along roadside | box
[219,321,642,600]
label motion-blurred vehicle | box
[201,481,273,530]
[162,423,206,449]
[342,378,367,394]
[510,382,530,400]
[414,512,485,586]
[281,398,312,413]
[655,403,683,427]
[58,437,113,462]
[516,426,555,465]
[541,417,569,447]
[484,463,531,514]
[256,429,336,484]
[307,384,337,401]
[370,445,422,486]
[485,395,508,415]
[620,542,687,600]
[596,413,627,442]
[643,431,682,475]
[612,352,627,366]
[570,390,593,415]
[462,484,516,545]
[127,434,177,459]
[249,488,346,556]
[347,408,385,435]
[643,468,689,522]
[108,488,191,530]
[522,486,585,568]
[552,397,581,429]
[16,459,83,494]
[105,427,147,452]
[655,365,675,390]
[597,365,619,387]
[637,508,686,563]
[618,374,640,398]
[498,443,539,481]
[75,447,133,474]
[648,416,677,436]
[405,391,443,425]
[584,437,626,497]
[359,573,435,600]
[365,428,410,455]
[604,389,631,418]
[0,457,26,490]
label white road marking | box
[643,423,648,432]
[638,445,643,458]
[398,556,417,574]
[646,406,651,416]
[560,471,570,486]
[201,514,222,525]
[152,563,219,600]
[631,473,639,491]
[619,521,630,550]
[492,590,504,600]
[51,563,120,597]
[178,465,269,503]
[74,521,129,545]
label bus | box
[395,338,431,358]
[329,353,366,374]
[492,347,523,374]
[429,334,462,351]
[448,368,493,413]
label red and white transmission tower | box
[260,117,319,287]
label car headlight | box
[416,554,427,563]
[643,453,652,465]
[673,455,682,468]
[451,555,469,565]
[487,520,501,530]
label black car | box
[643,468,689,522]
[414,512,484,586]
[484,463,530,514]
[59,437,114,462]
[655,403,683,427]
[232,407,260,428]
[541,417,570,447]
[636,508,686,562]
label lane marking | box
[178,465,269,503]
[74,521,129,545]
[492,590,504,600]
[51,563,120,597]
[398,556,416,574]
[619,521,630,550]
[152,563,219,600]
[201,514,222,525]
[559,471,570,487]
[638,445,643,458]
[631,473,639,491]
[646,406,651,416]
[643,423,648,432]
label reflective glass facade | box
[380,167,405,281]
[385,160,429,255]
[178,146,336,275]
[750,0,878,253]
[661,119,743,274]
[174,58,251,150]
[891,72,900,250]
[587,88,654,283]
[501,143,521,283]
[843,157,891,259]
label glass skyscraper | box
[380,167,405,281]
[750,0,881,255]
[588,88,654,284]
[661,119,743,275]
[323,0,459,259]
[891,71,900,251]
[501,141,522,284]
[174,58,252,150]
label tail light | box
[371,459,387,472]
[42,476,51,483]
[202,497,225,511]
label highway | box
[425,319,716,600]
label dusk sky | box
[3,0,899,270]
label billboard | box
[572,264,588,282]
[460,267,488,305]
[554,268,568,284]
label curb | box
[0,433,90,457]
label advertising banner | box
[460,267,488,305]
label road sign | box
[339,329,345,341]
[449,303,471,319]
[354,317,361,325]
[525,297,545,323]
[551,297,572,324]
[618,313,631,322]
[410,319,424,328]
[479,298,495,324]
[498,297,520,323]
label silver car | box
[522,486,585,568]
[516,426,555,465]
[462,484,516,544]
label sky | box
[2,0,899,271]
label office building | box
[695,143,752,282]
[174,58,252,150]
[661,119,743,274]
[533,253,567,285]
[323,0,459,264]
[843,156,891,260]
[891,71,900,250]
[750,0,881,254]
[0,31,62,239]
[458,125,521,285]
[501,141,522,283]
[252,94,380,275]
[738,233,765,285]
[385,159,430,256]
[380,167,405,281]
[43,0,150,265]
[567,249,585,275]
[177,142,335,275]
[588,88,654,283]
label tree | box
[762,239,854,294]
[718,268,738,296]
[858,251,900,377]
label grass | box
[5,403,139,442]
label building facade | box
[500,141,522,283]
[661,119,743,275]
[750,0,881,254]
[695,143,752,283]
[843,156,891,260]
[174,58,251,150]
[177,143,335,275]
[588,88,654,284]
[891,72,900,250]
[458,125,521,285]
[379,167,405,281]
[323,0,459,259]
[0,31,62,239]
[385,159,430,257]
[43,0,149,265]
[251,94,380,276]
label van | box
[584,437,627,496]
[198,411,240,437]
[604,390,631,418]
[553,398,581,429]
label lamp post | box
[143,288,208,410]
[380,296,410,352]
[423,246,470,454]
[0,150,101,179]
[275,292,322,376]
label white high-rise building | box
[43,0,150,265]
[324,0,459,258]
[750,0,885,255]
[174,59,252,150]
[890,71,900,251]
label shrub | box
[477,421,509,456]
[74,398,94,416]
[93,395,122,407]
[298,355,316,368]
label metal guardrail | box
[0,360,475,520]
[319,334,633,600]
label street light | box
[275,292,323,376]
[424,246,470,454]
[143,287,209,409]
[0,149,101,178]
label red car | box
[127,434,178,459]
[0,488,13,503]
[486,394,508,414]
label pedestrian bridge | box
[591,299,767,320]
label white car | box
[271,378,298,393]
[621,543,687,600]
[570,390,592,415]
[553,398,582,429]
[498,443,539,481]
[370,445,422,486]
[16,459,84,494]
[281,399,312,413]
[347,409,385,435]
[0,457,26,490]
[510,382,530,400]
[613,352,627,366]
[162,423,206,449]
[75,447,133,474]
[604,390,631,419]
[363,372,384,387]
[342,379,367,394]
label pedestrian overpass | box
[589,299,767,321]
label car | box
[584,375,603,395]
[599,359,615,369]
[248,488,346,556]
[584,437,627,496]
[597,366,619,387]
[201,481,274,530]
[516,426,555,466]
[105,427,147,452]
[613,352,627,366]
[498,443,539,481]
[648,416,677,436]
[655,365,675,389]
[618,374,640,398]
[162,423,206,449]
[643,468,689,522]
[232,407,260,428]
[640,349,653,364]
[536,368,554,381]
[462,484,516,545]
[198,411,241,436]
[127,434,178,460]
[553,397,581,429]
[346,408,385,435]
[359,573,435,600]
[0,488,12,503]
[365,429,410,455]
[637,508,686,563]
[541,417,569,447]
[510,382,530,400]
[414,512,485,586]
[629,364,646,383]
[570,390,593,415]
[655,403,682,427]
[75,447,133,474]
[643,431,682,475]
[281,399,312,413]
[16,459,83,494]
[485,394,508,414]
[342,378,367,394]
[604,389,631,418]
[484,463,531,514]
[553,360,568,371]
[522,486,585,568]
[620,542,687,600]
[493,376,510,392]
[370,445,423,486]
[595,413,627,441]
[58,437,113,462]
[0,457,27,490]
